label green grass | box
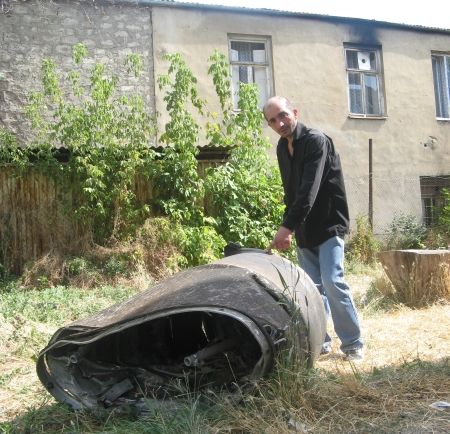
[0,282,137,326]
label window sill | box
[436,117,450,122]
[348,114,387,120]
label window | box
[420,176,450,226]
[344,46,385,117]
[228,35,273,109]
[432,53,450,119]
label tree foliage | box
[23,43,157,242]
[1,45,283,267]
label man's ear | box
[293,108,299,119]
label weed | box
[347,215,380,265]
[65,256,94,277]
[358,273,400,312]
[104,256,130,277]
[383,213,427,250]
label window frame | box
[344,44,386,118]
[228,34,274,110]
[431,52,450,120]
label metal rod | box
[184,339,236,367]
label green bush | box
[0,128,27,169]
[383,213,427,250]
[19,44,156,244]
[436,187,450,236]
[347,215,380,264]
[178,224,226,267]
[104,256,130,277]
[156,50,283,253]
[203,53,284,249]
[65,257,93,277]
[154,53,205,225]
[2,46,284,270]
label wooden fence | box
[1,167,73,273]
[0,166,155,274]
[0,159,221,274]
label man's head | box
[263,96,298,139]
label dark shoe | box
[343,347,364,361]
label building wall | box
[152,5,450,233]
[0,0,155,144]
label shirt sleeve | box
[282,134,327,230]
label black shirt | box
[277,123,350,248]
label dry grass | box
[0,315,55,424]
[19,218,185,290]
[378,254,450,308]
[316,303,450,370]
[381,262,450,307]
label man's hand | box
[268,226,293,252]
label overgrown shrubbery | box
[380,209,449,252]
[434,187,450,242]
[0,44,283,276]
[24,44,156,242]
[346,215,380,265]
[19,216,209,289]
[383,213,428,250]
[203,52,284,247]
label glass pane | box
[432,56,443,116]
[231,65,240,108]
[422,197,436,227]
[432,55,449,118]
[239,65,250,83]
[346,50,359,69]
[253,66,268,108]
[348,72,362,113]
[446,56,450,117]
[369,52,377,70]
[230,41,266,62]
[364,74,381,115]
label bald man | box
[264,96,363,361]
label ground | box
[0,268,449,433]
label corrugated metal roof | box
[121,0,450,34]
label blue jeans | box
[297,236,363,352]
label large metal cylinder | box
[36,249,326,411]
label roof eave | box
[112,0,450,34]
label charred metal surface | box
[36,249,326,411]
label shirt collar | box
[278,122,307,147]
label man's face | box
[265,100,298,138]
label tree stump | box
[378,249,450,306]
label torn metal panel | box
[36,250,326,411]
